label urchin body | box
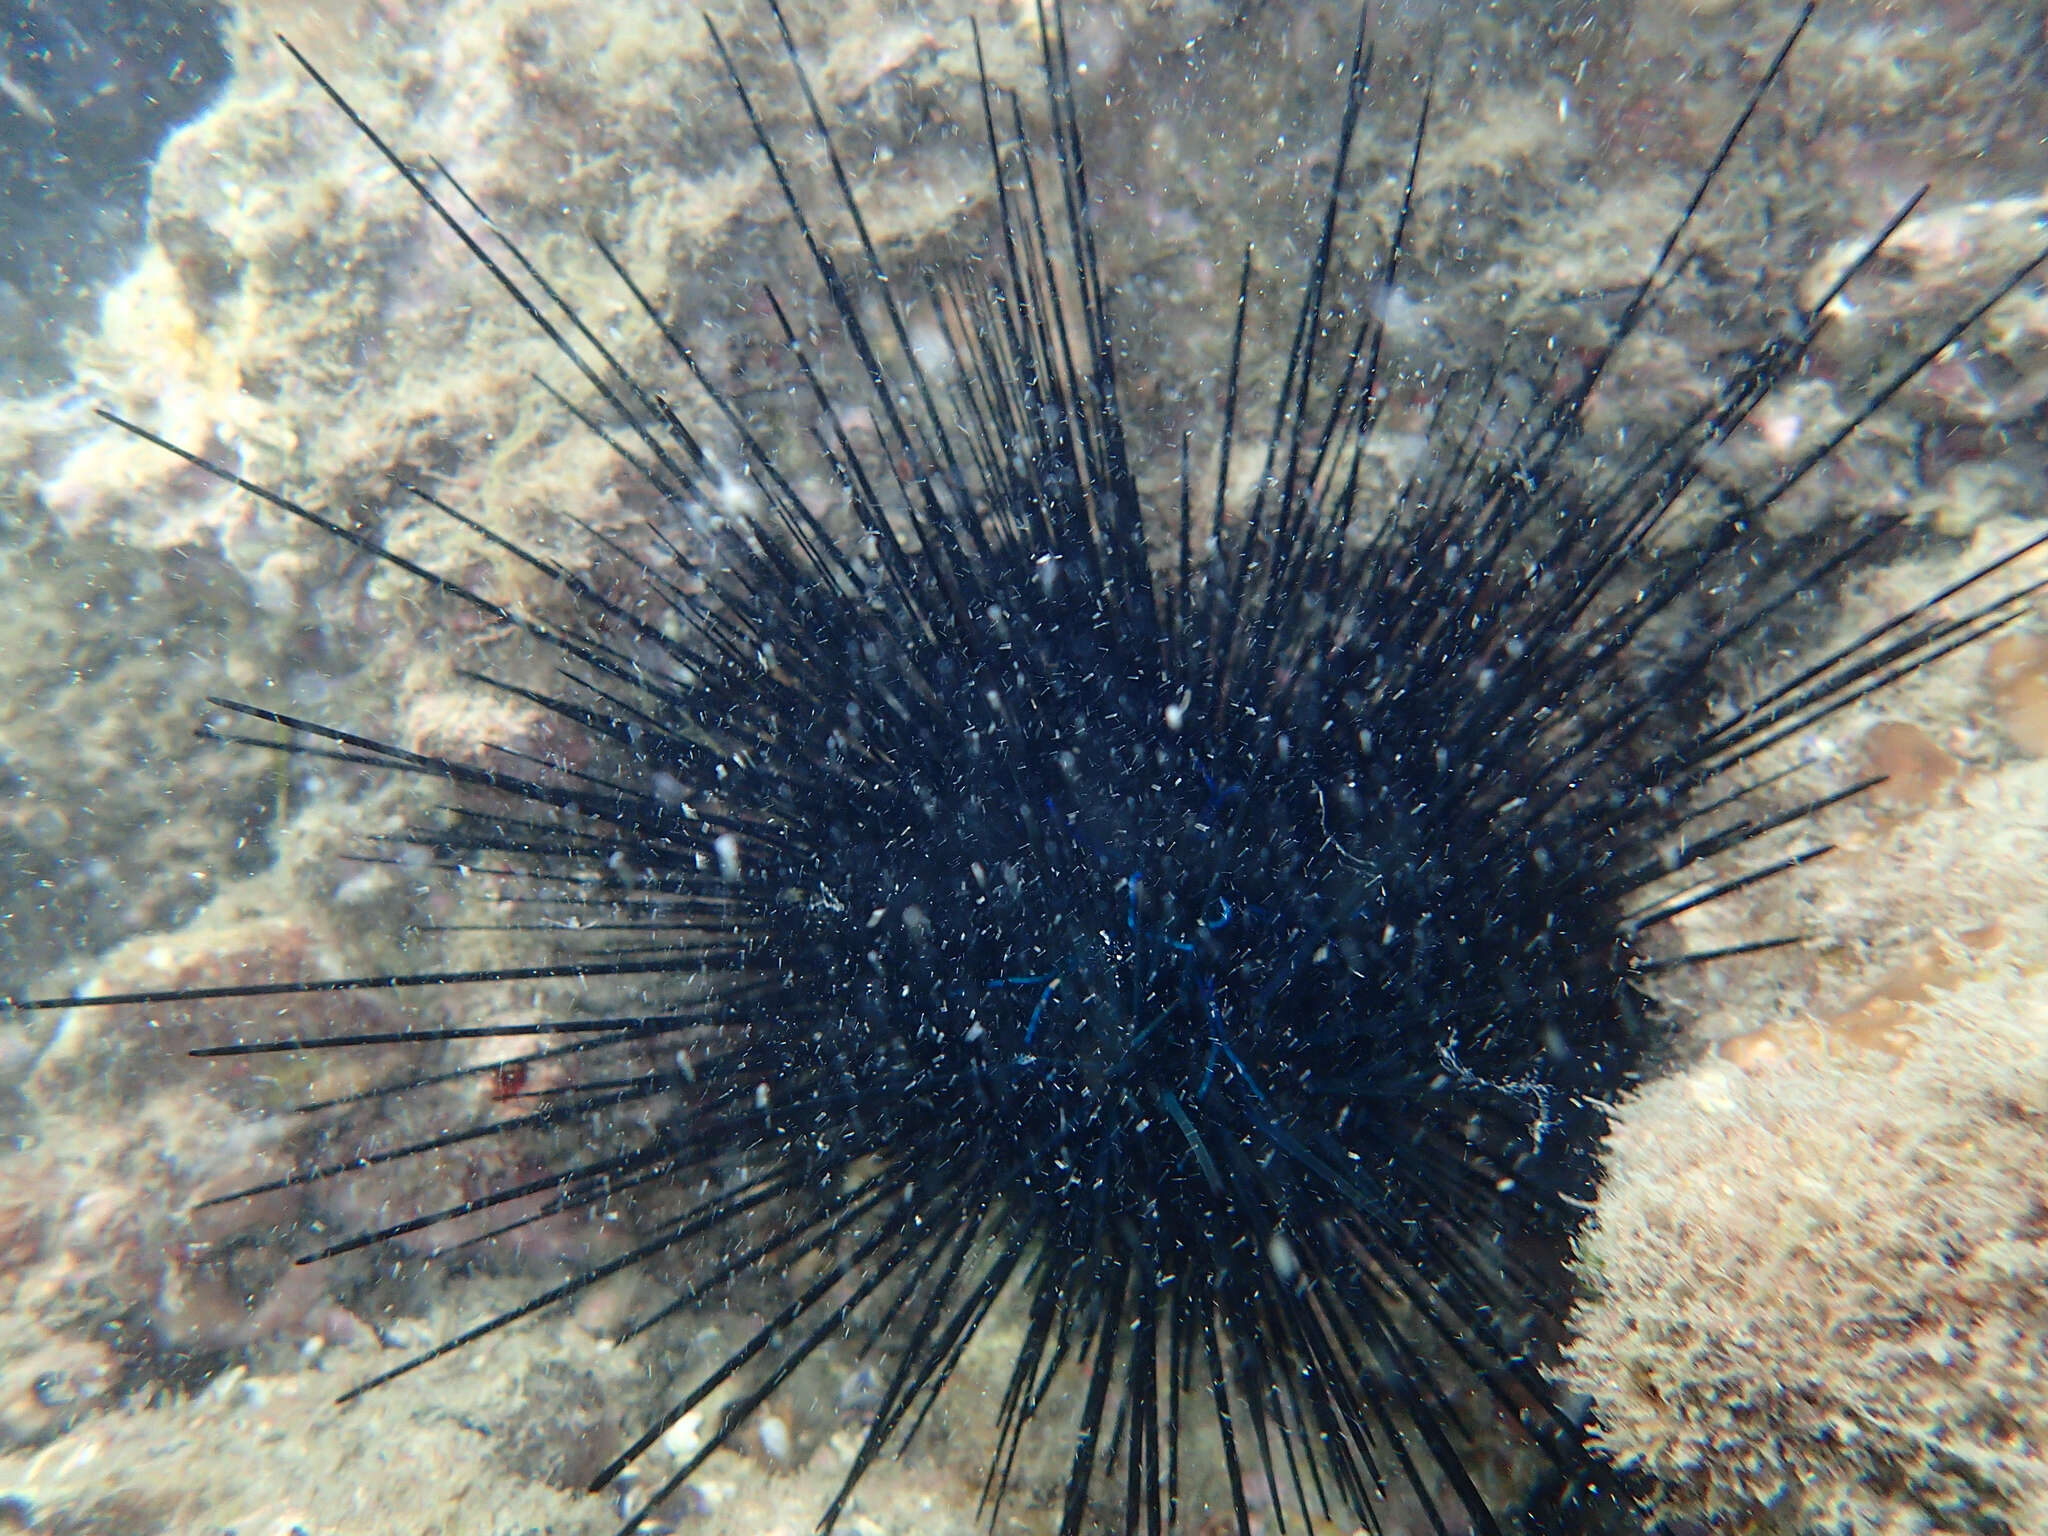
[577,394,1649,1527]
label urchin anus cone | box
[10,1,2048,1534]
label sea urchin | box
[10,2,2048,1534]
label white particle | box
[663,1410,705,1459]
[714,834,743,881]
[1267,1232,1299,1283]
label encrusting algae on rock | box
[1563,964,2048,1536]
[1563,542,2048,1532]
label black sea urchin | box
[10,2,2048,1534]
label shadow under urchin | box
[11,1,2048,1533]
